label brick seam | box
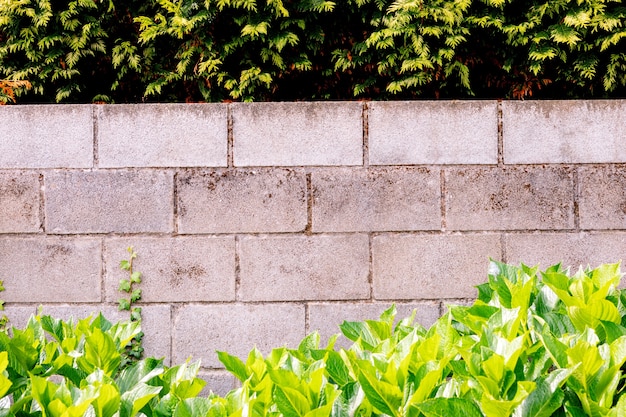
[362,101,369,167]
[497,99,504,166]
[38,173,45,233]
[173,171,179,234]
[304,303,310,335]
[368,233,374,300]
[573,166,581,231]
[440,169,447,231]
[234,235,241,302]
[92,105,99,169]
[227,105,234,168]
[100,238,106,303]
[305,172,313,235]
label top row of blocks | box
[1,100,625,168]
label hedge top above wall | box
[1,100,625,169]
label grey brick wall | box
[1,100,626,395]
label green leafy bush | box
[3,261,626,417]
[215,261,626,417]
[0,313,206,417]
[1,0,625,103]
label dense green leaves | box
[4,262,626,417]
[1,0,625,103]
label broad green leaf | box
[77,328,121,376]
[340,322,379,351]
[331,382,363,417]
[482,354,505,386]
[298,333,320,358]
[0,352,11,398]
[356,362,401,417]
[274,385,310,417]
[116,358,164,393]
[217,351,249,382]
[542,272,580,307]
[481,380,534,417]
[119,382,162,417]
[325,351,351,387]
[91,383,120,417]
[404,368,440,406]
[514,369,572,417]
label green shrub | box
[1,0,625,103]
[3,261,626,417]
[216,261,626,417]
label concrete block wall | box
[1,100,626,394]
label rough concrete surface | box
[445,166,575,230]
[232,102,363,166]
[0,171,41,232]
[369,100,498,165]
[372,233,502,299]
[312,167,441,232]
[0,105,93,168]
[0,237,101,302]
[239,235,370,301]
[173,304,305,368]
[104,237,236,302]
[177,169,307,233]
[579,165,626,230]
[505,232,626,270]
[45,170,173,233]
[97,104,228,168]
[503,100,626,163]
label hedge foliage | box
[1,0,625,103]
[4,261,626,417]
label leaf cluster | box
[0,313,206,417]
[1,0,625,102]
[118,247,144,369]
[215,261,626,417]
[4,262,626,417]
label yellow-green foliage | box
[0,0,625,102]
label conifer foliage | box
[0,0,625,103]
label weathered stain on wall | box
[1,100,626,394]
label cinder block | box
[46,170,173,233]
[104,237,236,302]
[0,171,41,232]
[445,167,575,230]
[239,235,370,301]
[37,304,172,363]
[503,100,626,163]
[177,169,307,233]
[312,167,441,232]
[505,232,626,271]
[0,237,101,302]
[372,234,501,299]
[136,304,172,363]
[308,302,441,347]
[232,102,363,166]
[579,166,626,230]
[173,304,305,368]
[369,101,498,165]
[199,371,237,396]
[97,104,228,168]
[0,105,93,168]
